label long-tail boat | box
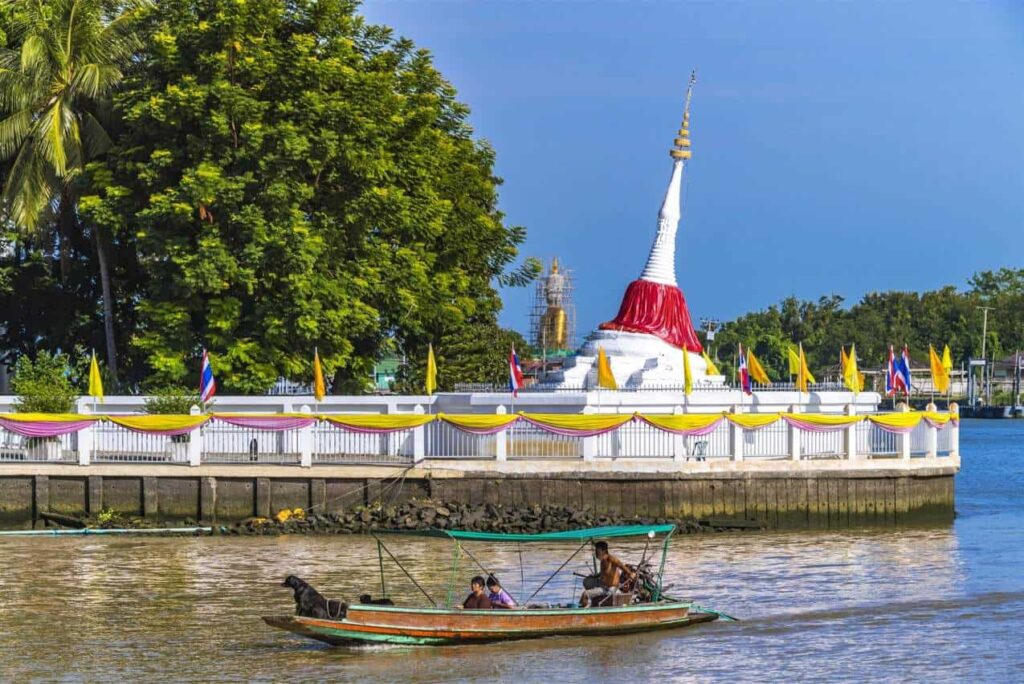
[264,525,730,646]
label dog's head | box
[359,594,372,604]
[281,575,306,590]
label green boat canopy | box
[442,524,676,543]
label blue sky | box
[361,1,1024,340]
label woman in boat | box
[486,576,516,609]
[461,576,492,610]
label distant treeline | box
[709,268,1024,381]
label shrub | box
[11,351,77,413]
[143,386,203,415]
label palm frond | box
[80,109,112,158]
[3,140,57,234]
[35,98,71,176]
[19,35,51,75]
[0,109,33,159]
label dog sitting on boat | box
[281,575,346,619]
[359,593,395,606]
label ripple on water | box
[1,421,1022,682]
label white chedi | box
[546,80,724,390]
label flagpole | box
[91,349,97,414]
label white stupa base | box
[548,330,725,390]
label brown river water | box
[1,421,1022,682]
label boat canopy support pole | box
[377,539,387,599]
[371,534,437,607]
[654,530,674,602]
[524,540,589,606]
[445,540,462,609]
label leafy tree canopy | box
[1,0,537,392]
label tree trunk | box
[58,192,73,284]
[94,225,118,381]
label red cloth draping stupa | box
[600,279,703,353]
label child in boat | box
[579,541,635,607]
[486,575,516,609]
[462,576,493,610]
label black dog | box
[281,575,346,619]
[359,593,395,606]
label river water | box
[0,419,1021,682]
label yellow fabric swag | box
[108,415,211,432]
[439,414,520,431]
[639,414,724,432]
[0,413,99,423]
[725,413,782,430]
[866,413,924,430]
[521,413,634,432]
[323,414,437,430]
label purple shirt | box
[488,588,515,608]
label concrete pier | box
[0,457,957,529]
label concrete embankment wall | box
[0,463,956,530]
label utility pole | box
[978,305,994,405]
[699,318,720,360]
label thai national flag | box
[508,347,524,396]
[886,345,909,397]
[896,345,912,396]
[200,349,217,403]
[738,344,752,395]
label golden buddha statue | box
[540,259,568,350]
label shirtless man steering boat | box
[579,541,636,607]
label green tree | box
[80,0,537,393]
[11,350,77,413]
[396,322,531,393]
[0,0,147,379]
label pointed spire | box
[669,71,695,161]
[639,73,695,286]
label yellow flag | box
[795,343,809,392]
[843,344,861,393]
[313,349,326,401]
[701,351,720,376]
[840,346,849,375]
[88,351,104,403]
[596,346,618,389]
[425,344,437,395]
[683,350,693,396]
[787,346,800,376]
[930,344,950,394]
[942,345,953,374]
[746,348,771,385]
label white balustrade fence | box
[0,429,77,463]
[314,424,414,465]
[201,423,302,464]
[0,405,959,467]
[509,422,580,460]
[743,421,790,460]
[92,423,188,463]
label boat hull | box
[264,603,717,646]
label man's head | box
[486,575,501,591]
[471,575,486,593]
[594,541,609,560]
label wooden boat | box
[264,603,717,646]
[264,525,727,647]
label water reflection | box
[2,525,1014,683]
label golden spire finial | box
[670,70,696,161]
[551,257,559,274]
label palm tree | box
[0,0,147,380]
